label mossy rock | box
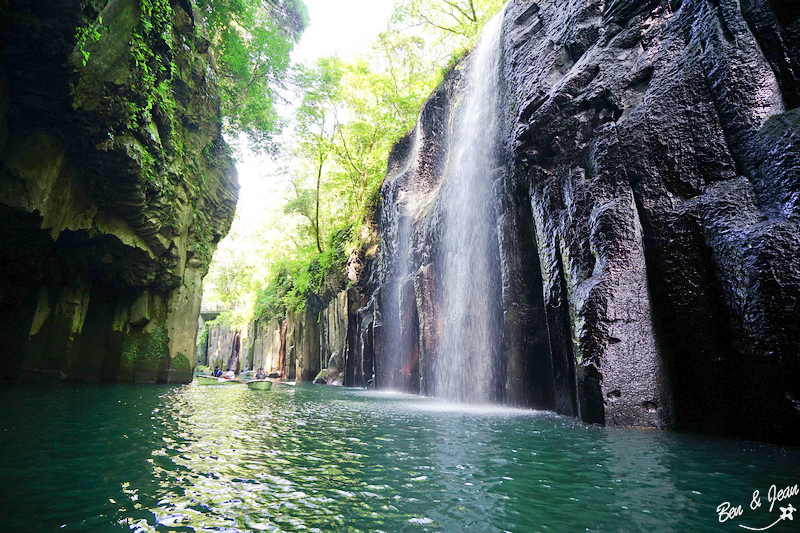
[170,353,192,373]
[158,352,193,383]
[121,324,170,380]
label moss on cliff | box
[170,352,192,373]
[121,324,170,380]
[69,0,236,268]
[0,0,238,382]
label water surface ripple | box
[1,383,798,532]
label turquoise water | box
[1,382,798,532]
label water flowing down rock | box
[436,11,506,404]
[374,0,800,444]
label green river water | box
[1,382,798,532]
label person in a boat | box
[255,368,266,380]
[222,369,235,379]
[211,366,222,377]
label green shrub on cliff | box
[253,224,351,320]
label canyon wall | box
[205,326,240,372]
[375,0,800,443]
[241,285,375,385]
[234,248,378,384]
[249,318,284,374]
[0,0,237,382]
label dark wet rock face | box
[375,0,800,444]
[0,0,237,382]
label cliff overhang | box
[0,0,238,382]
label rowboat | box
[246,379,272,391]
[197,375,240,385]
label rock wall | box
[284,308,320,381]
[205,326,240,371]
[375,0,800,443]
[249,318,284,374]
[243,286,375,386]
[226,311,320,381]
[317,288,372,385]
[320,290,349,378]
[0,0,237,382]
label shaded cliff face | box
[376,0,800,443]
[0,0,237,382]
[243,284,375,386]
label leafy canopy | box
[195,0,309,153]
[388,0,504,68]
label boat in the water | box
[197,375,240,385]
[245,380,272,391]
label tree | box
[204,0,509,320]
[388,0,503,67]
[195,0,309,153]
[285,58,343,252]
[326,59,400,216]
[371,31,433,125]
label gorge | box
[2,0,799,448]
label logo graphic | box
[716,483,798,531]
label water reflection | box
[1,383,798,532]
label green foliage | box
[197,321,210,351]
[122,324,170,374]
[389,0,504,59]
[280,51,425,264]
[205,310,235,328]
[195,0,309,153]
[253,225,351,320]
[204,0,506,327]
[76,0,309,159]
[75,15,103,67]
[170,353,193,373]
[253,263,300,321]
[129,0,178,116]
[286,59,343,252]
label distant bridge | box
[199,304,232,322]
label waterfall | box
[378,120,422,393]
[434,10,505,403]
[227,330,241,373]
[384,211,414,390]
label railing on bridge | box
[199,304,235,323]
[199,303,232,314]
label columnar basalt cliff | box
[375,0,800,443]
[243,252,378,385]
[0,0,237,382]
